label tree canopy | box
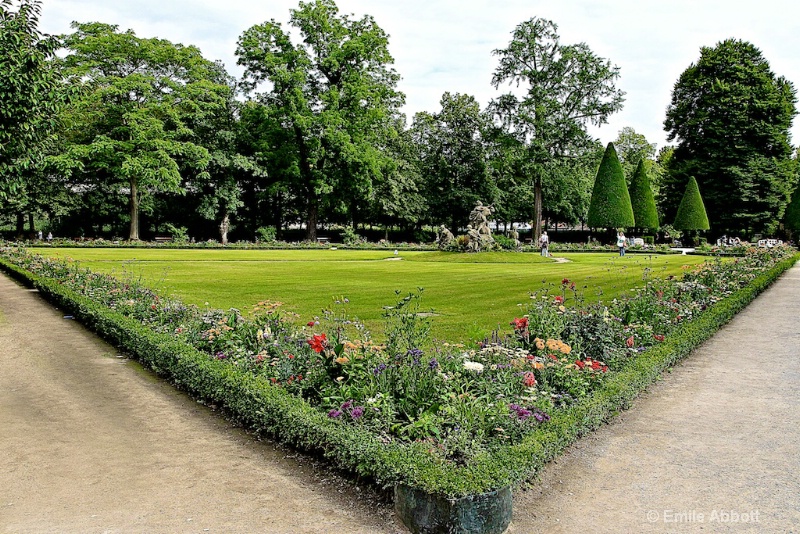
[55,22,229,240]
[663,38,798,237]
[236,0,404,240]
[490,17,624,243]
[0,0,63,202]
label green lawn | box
[32,248,707,342]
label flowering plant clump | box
[0,244,795,466]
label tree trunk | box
[129,177,140,241]
[305,197,318,241]
[533,178,543,245]
[27,212,35,232]
[15,212,24,236]
[219,212,230,245]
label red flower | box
[554,295,564,304]
[626,336,634,348]
[523,371,537,387]
[511,317,529,331]
[575,360,585,369]
[307,321,315,327]
[653,334,665,342]
[307,333,327,353]
[561,278,570,285]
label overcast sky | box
[38,0,800,150]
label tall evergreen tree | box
[629,159,659,232]
[663,39,797,237]
[587,142,634,230]
[673,176,710,231]
[783,183,800,237]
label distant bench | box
[154,236,173,243]
[316,237,330,244]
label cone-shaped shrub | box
[628,159,659,231]
[587,142,635,229]
[784,184,800,234]
[673,176,710,230]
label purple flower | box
[341,400,353,411]
[428,358,439,370]
[327,409,342,418]
[373,363,387,375]
[406,348,424,358]
[215,352,227,360]
[350,406,365,419]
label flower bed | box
[0,246,796,504]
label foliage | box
[0,0,64,202]
[587,143,635,230]
[628,159,659,231]
[489,17,625,243]
[256,226,277,243]
[673,177,710,231]
[236,0,404,240]
[663,38,798,237]
[784,184,800,236]
[55,22,230,240]
[411,92,498,230]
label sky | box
[37,0,800,151]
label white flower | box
[463,361,484,373]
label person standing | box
[539,231,550,257]
[616,230,626,256]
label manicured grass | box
[32,248,707,342]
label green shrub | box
[256,226,277,242]
[629,160,659,231]
[643,235,655,245]
[673,177,710,231]
[587,143,635,230]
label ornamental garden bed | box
[0,246,795,533]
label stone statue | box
[436,225,455,250]
[468,201,494,251]
[466,225,481,252]
[509,228,520,247]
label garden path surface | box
[2,263,799,533]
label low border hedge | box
[1,251,796,499]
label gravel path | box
[2,263,799,533]
[0,274,400,534]
[510,263,800,533]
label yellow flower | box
[335,356,350,365]
[535,338,545,350]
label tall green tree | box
[587,142,634,230]
[490,17,624,243]
[664,39,797,236]
[612,127,657,183]
[55,22,229,240]
[411,92,497,231]
[673,176,710,232]
[236,0,404,240]
[628,159,659,232]
[784,183,800,238]
[0,0,64,203]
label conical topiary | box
[784,184,800,235]
[673,176,710,230]
[628,159,659,231]
[587,142,635,229]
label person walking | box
[616,230,626,257]
[539,231,550,257]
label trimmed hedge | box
[629,159,659,231]
[587,142,635,229]
[1,250,796,498]
[674,176,710,231]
